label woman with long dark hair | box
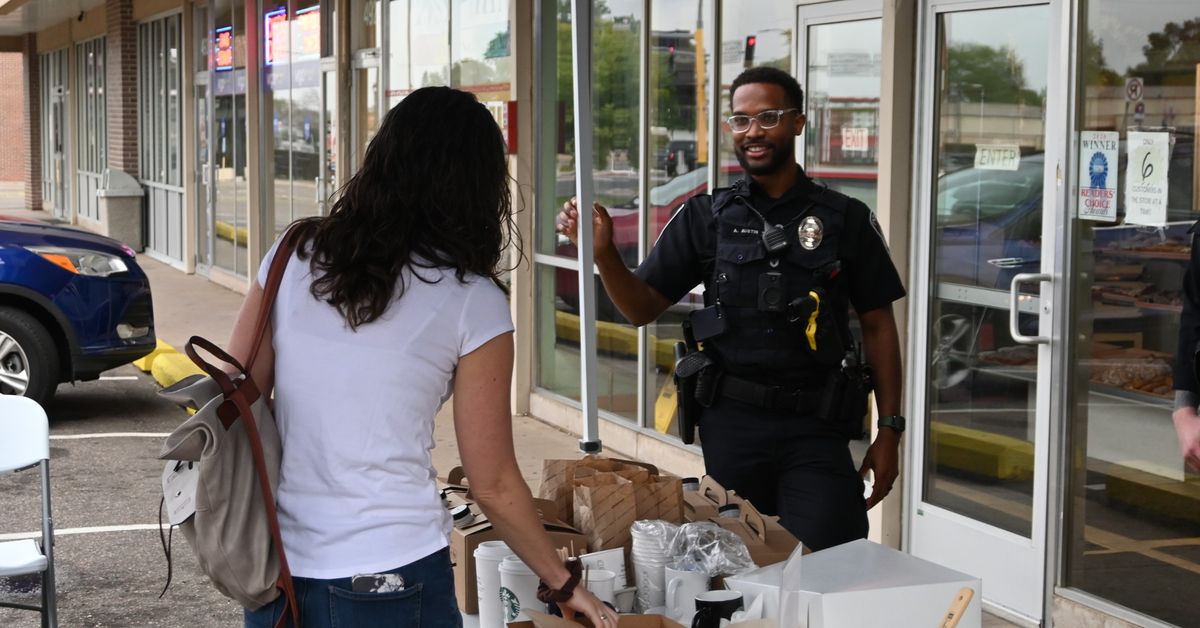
[229,87,612,627]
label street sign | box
[1133,101,1146,122]
[1124,77,1144,102]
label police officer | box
[1172,222,1200,472]
[556,67,905,551]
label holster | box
[673,342,709,445]
[819,350,874,440]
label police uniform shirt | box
[635,169,906,319]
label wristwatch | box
[878,415,907,433]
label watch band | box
[878,415,906,433]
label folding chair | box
[0,395,58,628]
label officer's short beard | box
[735,140,796,177]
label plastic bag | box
[667,521,757,577]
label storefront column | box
[334,0,352,192]
[106,0,138,176]
[180,5,197,273]
[244,0,265,274]
[21,34,42,212]
[509,0,535,415]
[873,0,917,550]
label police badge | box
[798,216,824,250]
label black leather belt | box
[717,373,823,414]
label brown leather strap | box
[227,386,300,628]
[247,224,306,374]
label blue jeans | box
[244,547,462,628]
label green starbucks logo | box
[500,586,521,622]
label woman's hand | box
[558,588,616,627]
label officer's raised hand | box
[556,197,615,260]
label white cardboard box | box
[725,539,982,628]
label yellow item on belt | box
[806,290,821,350]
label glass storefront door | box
[909,1,1067,622]
[40,49,70,219]
[797,1,881,212]
[195,75,213,269]
[1062,1,1200,625]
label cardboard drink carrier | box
[687,476,803,566]
[439,468,587,615]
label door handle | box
[1009,273,1050,345]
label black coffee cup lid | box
[718,503,740,514]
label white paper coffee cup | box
[473,541,511,628]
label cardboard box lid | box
[742,540,979,594]
[508,610,684,628]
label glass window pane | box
[411,0,450,90]
[716,3,791,188]
[451,0,510,100]
[536,266,641,420]
[534,0,574,257]
[1064,2,1200,625]
[923,6,1049,538]
[805,20,881,210]
[386,0,411,105]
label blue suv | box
[0,217,156,404]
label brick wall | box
[0,53,27,182]
[22,35,41,211]
[106,0,137,176]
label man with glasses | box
[556,67,905,551]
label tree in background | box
[1127,18,1200,87]
[947,42,1044,107]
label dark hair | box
[730,66,805,112]
[293,86,516,330]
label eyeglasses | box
[725,108,800,133]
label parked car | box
[0,217,156,404]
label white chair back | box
[0,396,50,473]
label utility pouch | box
[673,342,701,445]
[689,304,727,342]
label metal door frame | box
[794,0,883,171]
[904,0,1071,623]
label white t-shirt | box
[256,237,513,579]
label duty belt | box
[717,373,823,414]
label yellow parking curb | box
[930,421,1034,481]
[150,352,205,390]
[215,220,250,246]
[131,339,175,373]
[1105,464,1200,525]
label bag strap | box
[247,224,306,373]
[226,384,301,628]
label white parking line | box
[0,524,165,542]
[50,432,171,440]
[98,375,140,381]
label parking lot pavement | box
[0,365,240,627]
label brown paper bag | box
[572,468,636,551]
[538,458,582,522]
[633,475,684,523]
[539,456,662,523]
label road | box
[0,366,241,627]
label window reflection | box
[716,4,791,188]
[1066,3,1200,625]
[535,1,642,422]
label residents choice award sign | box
[1125,131,1170,226]
[1078,131,1118,221]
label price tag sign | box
[1124,131,1170,226]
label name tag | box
[162,460,199,525]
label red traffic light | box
[746,36,757,47]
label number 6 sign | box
[1124,131,1170,226]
